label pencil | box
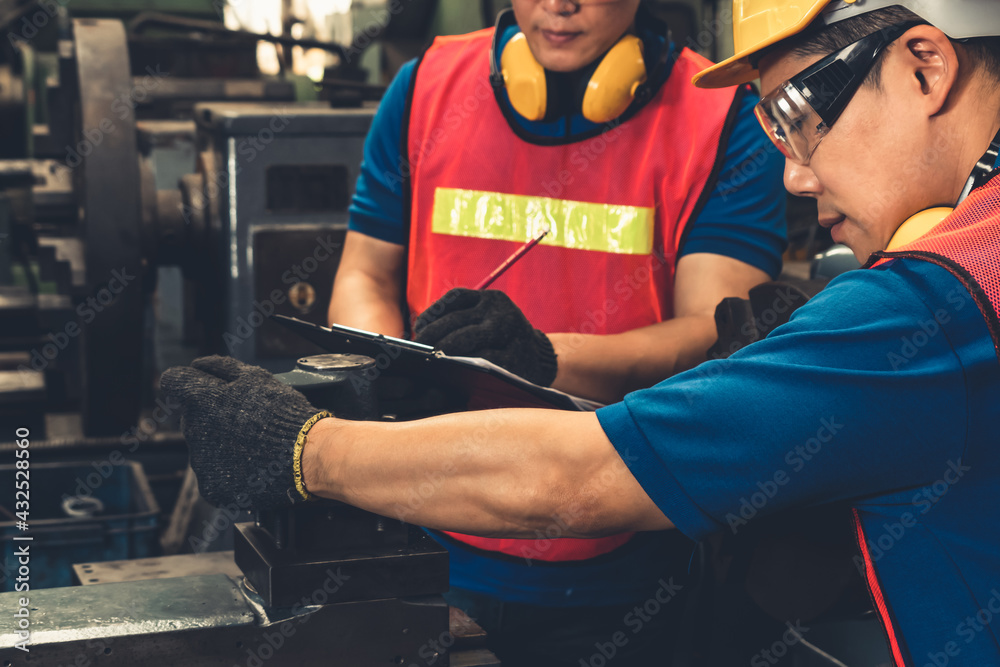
[474,227,550,290]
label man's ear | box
[897,25,959,116]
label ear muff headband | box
[489,8,665,124]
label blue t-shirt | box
[348,33,788,607]
[598,259,1000,664]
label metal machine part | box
[234,354,446,609]
[234,513,450,609]
[0,90,374,436]
[0,353,492,665]
[71,18,147,436]
[0,18,152,438]
[0,574,469,666]
[811,243,862,281]
[181,103,373,371]
[0,1,380,436]
[274,353,378,421]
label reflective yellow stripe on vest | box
[431,187,654,255]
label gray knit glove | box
[160,356,330,511]
[414,288,558,387]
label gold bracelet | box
[293,411,333,501]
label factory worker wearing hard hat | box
[164,1,1000,664]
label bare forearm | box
[328,231,407,336]
[549,254,770,403]
[302,410,671,537]
[549,314,718,403]
[328,271,405,336]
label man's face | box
[759,48,949,263]
[511,0,641,73]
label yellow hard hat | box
[694,0,1000,89]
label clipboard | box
[272,315,602,412]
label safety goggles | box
[754,21,923,164]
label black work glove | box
[160,356,330,511]
[414,288,558,387]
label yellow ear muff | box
[499,31,649,124]
[581,35,647,124]
[886,207,953,251]
[501,33,548,122]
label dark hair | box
[786,6,1000,89]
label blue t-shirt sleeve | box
[596,260,980,541]
[679,92,788,279]
[346,59,418,245]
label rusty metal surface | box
[0,575,464,666]
[73,551,243,585]
[0,574,253,649]
[0,572,500,666]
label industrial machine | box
[0,1,497,663]
[0,352,499,665]
[0,3,385,438]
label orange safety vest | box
[859,173,1000,665]
[404,28,743,562]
